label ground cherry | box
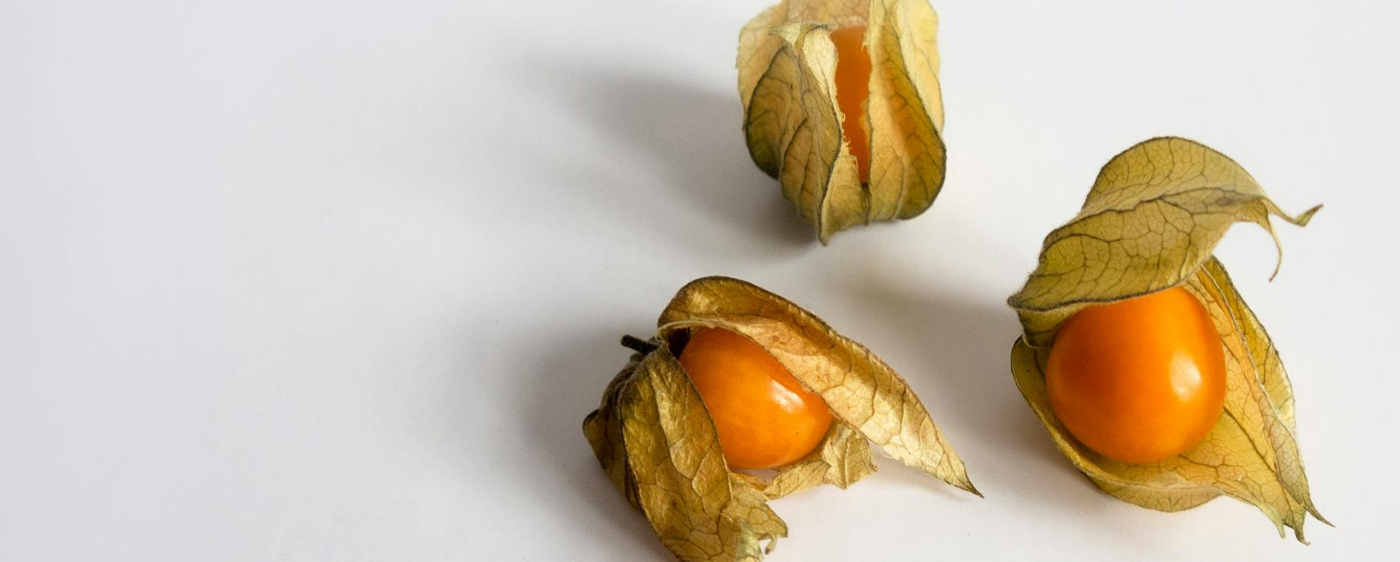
[678,327,833,470]
[830,25,872,184]
[1045,286,1227,464]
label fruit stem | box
[619,335,658,354]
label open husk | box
[584,276,976,561]
[1007,137,1326,542]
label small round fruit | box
[830,25,872,184]
[1045,286,1228,464]
[678,327,833,470]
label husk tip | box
[1294,203,1323,227]
[1268,203,1322,280]
[761,534,778,555]
[1292,524,1310,545]
[1311,506,1334,528]
[950,473,983,498]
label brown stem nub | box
[619,335,659,354]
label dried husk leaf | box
[659,276,978,496]
[584,276,977,561]
[584,346,786,562]
[1006,137,1325,541]
[756,422,878,499]
[738,0,946,243]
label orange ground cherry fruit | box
[1045,286,1228,464]
[678,327,833,470]
[830,25,872,184]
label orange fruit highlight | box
[1045,287,1227,463]
[679,327,833,470]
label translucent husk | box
[739,0,946,243]
[1007,137,1327,542]
[584,276,976,561]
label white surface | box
[2,0,1397,560]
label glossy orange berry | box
[1045,287,1228,464]
[830,25,872,184]
[678,327,833,470]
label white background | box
[2,0,1397,560]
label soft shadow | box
[581,72,811,247]
[835,278,1088,501]
[519,328,671,559]
[516,58,814,250]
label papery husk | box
[584,345,786,562]
[584,276,976,561]
[739,0,946,243]
[1007,137,1326,542]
